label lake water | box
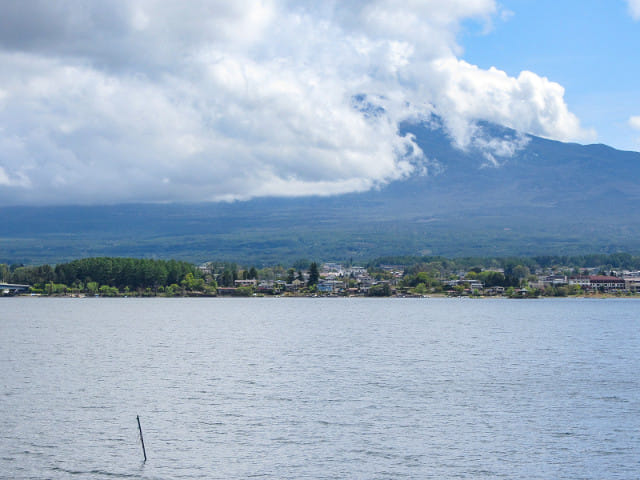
[1,298,639,479]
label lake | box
[1,298,639,479]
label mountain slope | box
[2,121,640,265]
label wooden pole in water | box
[137,415,147,462]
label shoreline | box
[8,292,640,300]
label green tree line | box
[369,252,640,273]
[3,257,203,291]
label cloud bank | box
[0,0,592,205]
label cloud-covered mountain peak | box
[0,1,594,205]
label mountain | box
[2,120,640,265]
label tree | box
[87,282,99,294]
[181,272,204,292]
[287,268,296,284]
[0,264,8,282]
[453,284,465,296]
[512,265,530,280]
[308,262,320,286]
[480,271,506,287]
[221,269,234,287]
[99,285,119,297]
[368,283,391,296]
[234,286,254,297]
[412,283,427,295]
[204,278,218,295]
[568,284,582,296]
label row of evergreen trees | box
[2,257,201,291]
[2,258,325,294]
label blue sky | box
[0,1,638,205]
[462,0,640,150]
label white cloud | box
[0,0,592,205]
[428,58,595,148]
[627,0,640,20]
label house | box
[532,274,568,290]
[357,275,375,289]
[257,281,276,294]
[347,266,368,275]
[317,280,343,293]
[485,286,505,296]
[322,263,344,275]
[546,275,568,286]
[290,279,304,291]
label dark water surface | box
[1,298,639,479]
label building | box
[624,277,640,292]
[568,276,591,288]
[588,275,625,292]
[317,279,343,293]
[485,286,505,296]
[0,283,30,295]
